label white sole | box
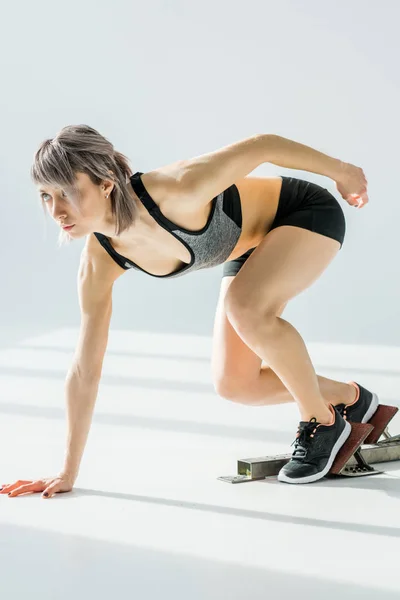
[277,420,352,485]
[362,392,379,423]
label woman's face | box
[38,171,115,238]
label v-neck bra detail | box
[93,171,242,278]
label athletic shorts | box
[222,176,346,278]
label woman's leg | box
[212,276,356,408]
[223,225,344,425]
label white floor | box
[1,329,400,600]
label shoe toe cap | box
[280,461,318,479]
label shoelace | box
[335,403,346,419]
[291,417,319,459]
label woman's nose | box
[52,201,67,221]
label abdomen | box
[226,176,282,261]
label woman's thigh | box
[224,225,341,337]
[211,275,287,395]
[213,176,344,393]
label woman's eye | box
[41,191,67,202]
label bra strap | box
[130,172,158,213]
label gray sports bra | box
[93,171,242,279]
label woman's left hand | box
[335,162,369,209]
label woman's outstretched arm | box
[180,133,368,209]
[2,239,125,498]
[60,242,126,485]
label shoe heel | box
[323,420,352,476]
[361,392,379,424]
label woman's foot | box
[336,381,379,423]
[277,405,351,484]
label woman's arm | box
[179,134,342,203]
[1,240,126,498]
[60,243,124,482]
[179,133,367,209]
[264,134,343,180]
[261,135,368,208]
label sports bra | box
[93,171,242,279]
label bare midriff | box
[107,175,283,277]
[225,176,282,261]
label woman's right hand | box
[335,162,369,209]
[0,473,75,498]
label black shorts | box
[222,176,346,278]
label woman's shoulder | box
[142,160,213,214]
[82,234,127,284]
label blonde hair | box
[30,124,138,246]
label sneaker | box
[336,381,379,423]
[277,405,351,484]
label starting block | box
[218,404,400,483]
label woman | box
[1,124,379,498]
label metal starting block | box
[218,404,400,483]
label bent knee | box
[224,291,283,334]
[213,376,252,403]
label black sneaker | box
[277,405,351,484]
[336,381,379,423]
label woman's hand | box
[0,473,75,499]
[335,162,369,209]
